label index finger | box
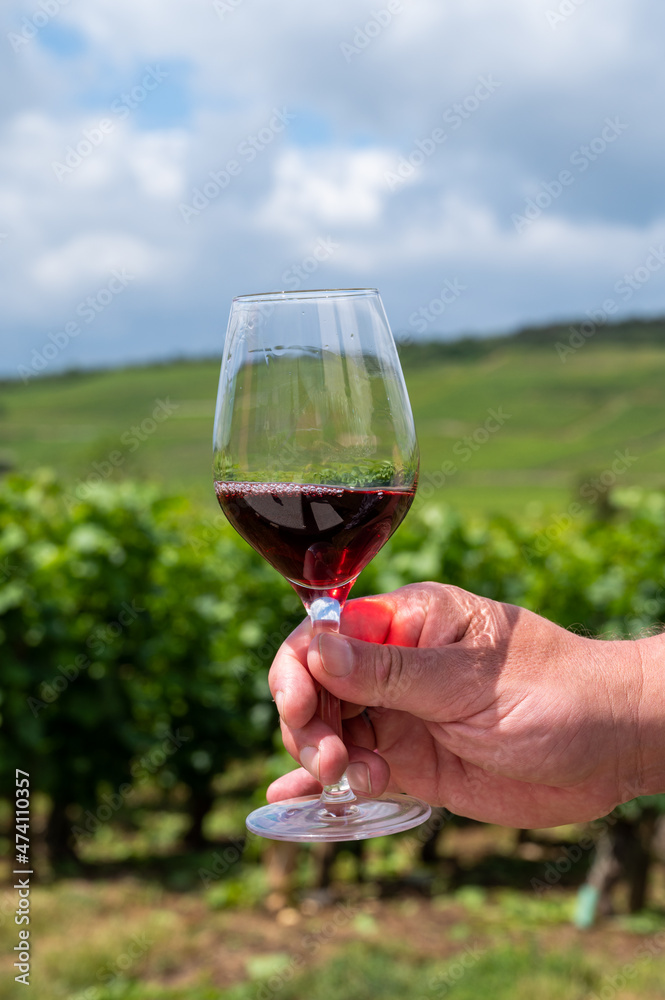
[268,616,317,730]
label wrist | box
[627,632,665,798]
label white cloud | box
[126,131,188,199]
[30,233,163,294]
[258,147,395,233]
[1,0,665,373]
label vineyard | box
[2,339,665,997]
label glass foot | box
[246,793,431,842]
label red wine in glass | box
[214,481,415,607]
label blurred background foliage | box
[2,469,665,866]
[3,341,665,997]
[0,471,302,861]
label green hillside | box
[2,323,665,515]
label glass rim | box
[232,287,380,304]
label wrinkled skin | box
[267,583,659,828]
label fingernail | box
[318,634,353,677]
[300,746,320,780]
[347,762,371,795]
[274,691,284,718]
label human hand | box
[267,582,658,828]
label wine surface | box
[214,481,414,601]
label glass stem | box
[308,597,356,811]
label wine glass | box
[213,288,431,841]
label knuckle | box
[375,643,406,699]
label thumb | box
[307,631,457,719]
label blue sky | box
[2,0,665,378]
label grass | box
[2,797,665,999]
[2,343,665,514]
[2,877,665,999]
[225,942,596,1000]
